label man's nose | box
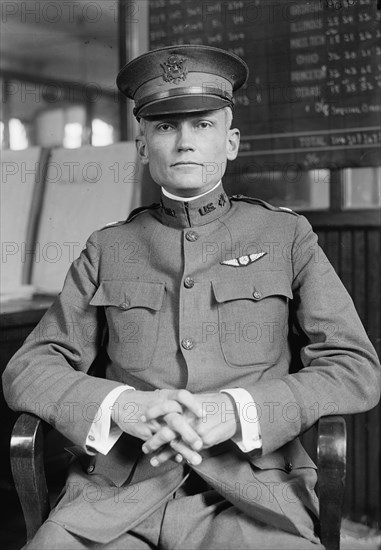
[176,123,195,151]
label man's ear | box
[136,135,149,165]
[226,128,240,161]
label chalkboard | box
[149,0,381,172]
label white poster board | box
[31,142,142,294]
[1,147,42,300]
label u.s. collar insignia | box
[161,55,187,84]
[221,252,267,267]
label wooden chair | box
[10,413,346,550]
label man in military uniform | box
[3,45,380,549]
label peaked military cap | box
[116,44,249,119]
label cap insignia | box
[161,55,188,85]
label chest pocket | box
[90,280,165,371]
[212,270,292,368]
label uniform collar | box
[160,182,230,228]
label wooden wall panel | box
[365,229,381,522]
[311,223,381,526]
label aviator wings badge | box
[221,252,267,267]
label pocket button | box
[253,291,262,299]
[119,300,130,310]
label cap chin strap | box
[133,86,234,117]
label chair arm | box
[10,413,52,542]
[317,415,347,550]
[10,412,347,547]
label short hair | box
[139,106,233,136]
[224,106,233,130]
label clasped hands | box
[112,389,239,467]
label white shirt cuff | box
[85,385,135,455]
[220,388,262,453]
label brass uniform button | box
[185,231,199,242]
[87,464,95,474]
[181,338,194,350]
[119,300,130,310]
[253,291,262,299]
[285,461,293,473]
[184,277,195,288]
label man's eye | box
[157,123,173,131]
[197,121,212,129]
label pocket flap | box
[251,440,317,471]
[212,270,292,303]
[90,280,165,311]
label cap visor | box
[137,95,232,118]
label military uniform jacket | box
[3,184,380,544]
